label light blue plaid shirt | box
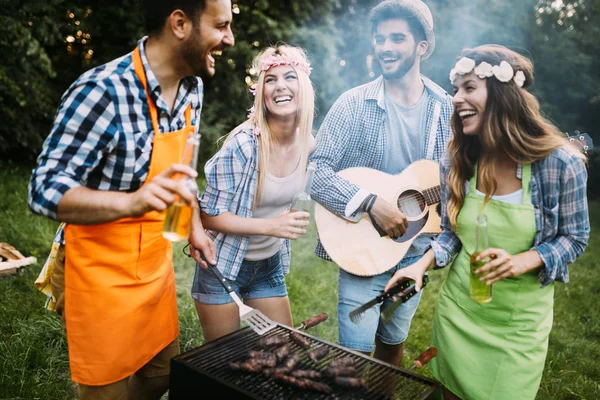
[310,75,454,262]
[28,36,203,243]
[431,147,590,287]
[199,127,291,280]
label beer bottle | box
[290,161,316,215]
[162,132,200,242]
[469,214,492,303]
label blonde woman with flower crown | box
[188,44,316,343]
[384,45,589,400]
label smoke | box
[288,0,537,129]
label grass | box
[1,162,599,400]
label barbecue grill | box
[169,325,440,399]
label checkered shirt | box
[199,128,291,280]
[28,37,204,243]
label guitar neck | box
[423,185,441,205]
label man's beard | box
[381,47,417,80]
[181,31,211,80]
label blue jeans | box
[191,252,288,305]
[337,255,423,352]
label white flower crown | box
[449,57,525,88]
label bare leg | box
[246,296,293,327]
[194,300,241,343]
[373,337,403,367]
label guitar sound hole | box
[397,190,426,218]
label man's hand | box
[368,197,408,238]
[126,164,197,217]
[189,205,217,269]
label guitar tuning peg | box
[584,145,589,151]
[579,135,585,141]
[569,138,575,142]
[574,129,581,134]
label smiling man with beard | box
[310,0,453,368]
[28,1,234,398]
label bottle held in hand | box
[163,133,200,242]
[289,161,316,215]
[470,214,492,303]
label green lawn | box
[1,163,598,399]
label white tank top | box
[245,159,305,261]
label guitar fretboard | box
[423,185,441,205]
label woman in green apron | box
[384,45,590,400]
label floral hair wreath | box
[246,54,312,136]
[449,57,526,88]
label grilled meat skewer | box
[228,361,263,373]
[296,313,328,330]
[256,335,287,348]
[327,365,358,377]
[273,374,333,394]
[247,350,277,368]
[334,376,366,388]
[328,357,356,368]
[290,369,323,379]
[289,332,311,349]
[273,343,292,362]
[307,345,329,364]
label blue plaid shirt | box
[310,75,454,261]
[199,127,291,280]
[431,147,590,287]
[28,37,204,243]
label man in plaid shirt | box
[310,0,453,367]
[28,1,233,398]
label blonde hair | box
[224,44,315,207]
[446,44,585,227]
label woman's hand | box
[383,250,435,295]
[266,210,310,239]
[475,248,543,285]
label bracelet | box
[365,194,378,214]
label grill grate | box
[169,325,439,400]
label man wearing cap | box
[310,0,452,367]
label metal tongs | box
[349,276,429,324]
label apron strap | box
[520,163,532,205]
[469,163,478,193]
[132,47,194,135]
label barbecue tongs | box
[201,253,277,335]
[349,275,429,324]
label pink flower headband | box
[261,54,312,77]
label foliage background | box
[0,0,598,188]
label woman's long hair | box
[446,44,583,227]
[223,44,315,207]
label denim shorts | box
[337,255,423,353]
[191,252,288,305]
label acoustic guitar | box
[314,159,441,276]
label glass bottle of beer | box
[470,214,493,303]
[162,132,200,242]
[290,161,316,215]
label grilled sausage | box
[273,343,292,362]
[256,335,287,348]
[298,313,328,329]
[272,374,333,394]
[290,369,323,379]
[289,332,311,349]
[247,350,277,368]
[228,361,263,373]
[334,376,366,388]
[307,346,329,364]
[328,357,356,368]
[327,365,358,377]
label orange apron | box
[64,47,194,385]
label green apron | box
[430,163,554,400]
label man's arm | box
[57,164,198,224]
